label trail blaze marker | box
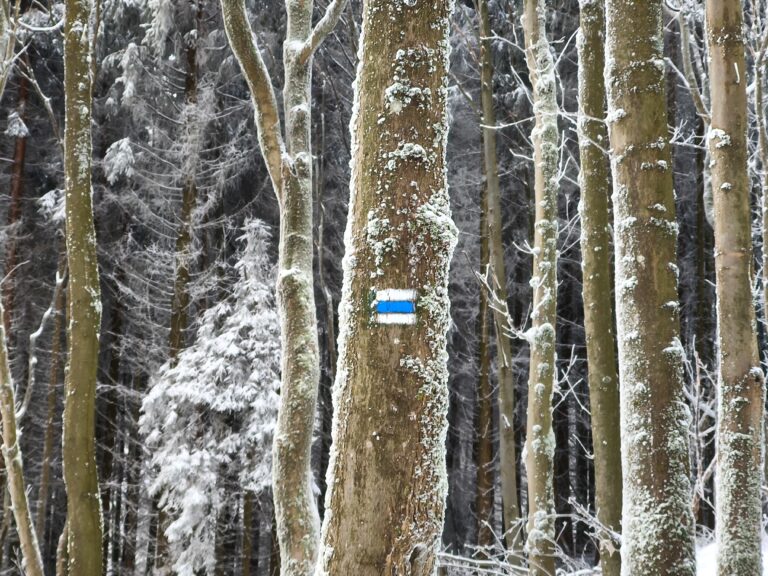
[373,289,417,325]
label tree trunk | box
[477,0,522,558]
[575,1,621,574]
[521,1,559,573]
[706,2,765,573]
[220,1,348,573]
[36,254,67,540]
[3,71,29,334]
[242,490,255,576]
[476,176,494,550]
[0,287,44,576]
[63,0,103,573]
[315,0,457,573]
[604,0,695,573]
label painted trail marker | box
[373,289,417,325]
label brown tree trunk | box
[575,0,621,573]
[315,0,457,573]
[604,0,696,572]
[706,2,765,572]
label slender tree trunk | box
[63,0,103,573]
[477,0,521,557]
[220,1,348,573]
[36,254,67,540]
[242,491,255,576]
[604,0,695,573]
[316,0,456,573]
[3,71,29,334]
[705,2,765,572]
[476,178,494,550]
[575,1,621,574]
[521,1,559,573]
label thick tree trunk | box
[477,0,521,557]
[63,0,103,573]
[705,2,765,573]
[220,1,348,574]
[521,1,559,574]
[315,0,456,574]
[604,0,695,573]
[575,1,621,574]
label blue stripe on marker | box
[376,301,416,314]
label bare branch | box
[300,0,350,64]
[220,0,287,197]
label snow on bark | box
[604,0,696,574]
[576,0,622,574]
[63,0,104,573]
[705,2,765,573]
[316,0,456,574]
[521,0,560,573]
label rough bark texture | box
[63,0,104,573]
[316,0,457,574]
[604,0,696,574]
[220,1,347,574]
[522,1,559,573]
[705,3,765,573]
[478,0,521,557]
[575,1,621,574]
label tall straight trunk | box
[316,0,456,573]
[575,1,621,574]
[604,0,695,573]
[63,0,103,573]
[521,1,559,574]
[220,1,348,574]
[477,0,521,556]
[36,254,67,540]
[706,2,765,572]
[3,72,28,333]
[242,490,255,576]
[476,179,494,549]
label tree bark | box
[521,1,559,573]
[477,0,522,558]
[63,0,103,573]
[220,1,348,574]
[604,0,696,573]
[315,0,457,574]
[575,1,621,574]
[705,2,765,573]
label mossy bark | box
[604,0,695,573]
[63,0,103,573]
[315,1,457,574]
[575,1,621,574]
[706,2,765,573]
[522,1,559,573]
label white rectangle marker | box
[373,289,417,325]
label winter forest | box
[1,0,768,574]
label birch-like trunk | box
[63,0,103,573]
[521,1,559,573]
[604,0,695,573]
[0,295,44,576]
[575,1,621,574]
[477,0,521,557]
[705,2,765,572]
[315,0,456,573]
[220,1,347,574]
